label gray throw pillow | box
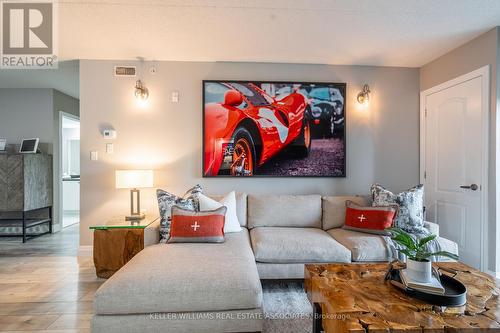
[156,184,203,241]
[370,183,427,234]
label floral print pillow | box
[371,183,427,235]
[156,184,203,241]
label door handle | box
[460,184,479,191]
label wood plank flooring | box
[0,225,104,332]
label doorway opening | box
[60,114,80,229]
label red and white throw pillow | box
[168,206,226,243]
[343,200,398,235]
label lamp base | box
[125,213,145,221]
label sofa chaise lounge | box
[92,194,458,333]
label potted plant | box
[387,227,459,282]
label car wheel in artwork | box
[294,118,312,158]
[329,114,335,137]
[321,105,335,138]
[230,127,256,176]
[331,101,344,138]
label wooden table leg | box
[93,228,144,278]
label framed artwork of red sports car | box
[203,80,346,177]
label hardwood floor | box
[0,225,104,332]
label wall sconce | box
[357,84,370,106]
[134,79,149,101]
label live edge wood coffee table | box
[304,262,500,333]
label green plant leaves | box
[418,234,437,248]
[385,227,459,262]
[399,248,416,260]
[429,251,460,261]
[387,227,418,251]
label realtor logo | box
[1,0,58,68]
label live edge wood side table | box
[90,216,159,278]
[304,262,500,333]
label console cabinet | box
[0,153,53,242]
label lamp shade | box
[115,170,153,189]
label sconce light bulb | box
[135,80,149,101]
[363,95,370,106]
[357,84,370,107]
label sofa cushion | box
[256,263,310,279]
[92,309,263,333]
[210,192,247,228]
[248,195,322,228]
[328,228,459,262]
[250,227,351,263]
[424,221,439,236]
[327,228,389,262]
[322,196,369,230]
[94,228,262,315]
[435,236,459,259]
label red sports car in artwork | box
[204,81,311,176]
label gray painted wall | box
[420,27,499,272]
[0,89,54,148]
[79,60,420,246]
[0,88,79,230]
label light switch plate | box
[106,143,114,154]
[90,151,98,161]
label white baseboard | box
[78,245,93,257]
[52,222,62,233]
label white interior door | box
[423,69,488,270]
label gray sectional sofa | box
[92,193,458,333]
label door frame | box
[58,111,80,230]
[419,65,490,271]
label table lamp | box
[115,170,153,221]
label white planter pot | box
[406,258,432,283]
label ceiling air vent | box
[114,66,136,77]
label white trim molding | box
[486,270,500,279]
[58,111,80,232]
[420,65,490,272]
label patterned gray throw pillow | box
[156,184,203,241]
[371,183,427,234]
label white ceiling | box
[0,61,79,98]
[1,0,499,97]
[59,0,500,67]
